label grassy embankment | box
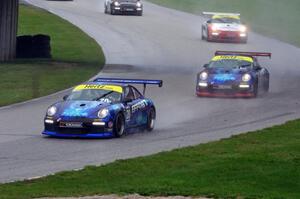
[148,0,300,47]
[0,5,105,106]
[0,119,299,199]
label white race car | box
[201,12,248,43]
[104,0,143,16]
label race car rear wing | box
[215,51,272,58]
[202,12,240,17]
[93,77,163,95]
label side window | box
[253,59,261,70]
[132,87,142,99]
[124,86,135,101]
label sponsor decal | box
[212,15,240,20]
[73,84,123,93]
[212,55,253,63]
[132,100,148,113]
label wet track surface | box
[0,0,300,182]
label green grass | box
[0,120,299,199]
[147,0,300,47]
[0,5,105,106]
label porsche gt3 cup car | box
[42,78,163,138]
[196,51,271,98]
[104,0,143,16]
[201,12,248,43]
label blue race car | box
[196,51,271,97]
[42,78,163,138]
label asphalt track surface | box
[0,0,300,183]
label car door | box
[131,86,148,127]
[123,86,136,127]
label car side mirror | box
[63,95,68,101]
[203,64,209,68]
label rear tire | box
[114,113,125,137]
[146,108,156,132]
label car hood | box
[207,68,250,83]
[119,0,139,5]
[213,23,242,31]
[57,100,110,118]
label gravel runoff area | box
[40,195,208,199]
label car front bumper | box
[196,83,255,98]
[208,31,247,42]
[112,5,142,13]
[42,117,114,138]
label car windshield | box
[67,89,122,103]
[208,59,252,69]
[211,18,241,24]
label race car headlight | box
[239,25,247,32]
[211,25,218,31]
[136,2,142,7]
[199,72,208,81]
[114,1,120,6]
[47,106,57,116]
[98,108,109,119]
[242,73,251,82]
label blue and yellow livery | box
[196,51,271,98]
[42,78,163,138]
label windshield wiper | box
[239,64,251,68]
[93,91,114,101]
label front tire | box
[264,76,270,93]
[114,113,125,137]
[146,108,156,131]
[137,11,143,16]
[241,38,248,44]
[253,81,258,97]
[111,8,116,15]
[104,4,108,14]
